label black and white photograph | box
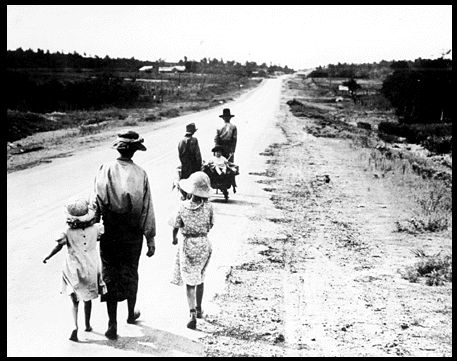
[7,5,452,357]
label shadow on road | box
[210,198,258,207]
[82,323,205,356]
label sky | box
[7,5,453,70]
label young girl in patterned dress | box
[43,197,107,342]
[170,171,214,329]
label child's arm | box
[172,227,179,245]
[43,243,64,263]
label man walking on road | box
[91,129,156,340]
[214,108,237,162]
[178,123,202,180]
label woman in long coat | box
[91,130,156,340]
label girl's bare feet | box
[69,329,78,342]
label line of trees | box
[7,48,294,76]
[181,57,293,77]
[7,48,149,70]
[308,61,393,79]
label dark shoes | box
[127,310,141,324]
[187,310,197,329]
[105,322,118,340]
[69,329,78,342]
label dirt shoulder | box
[197,77,452,356]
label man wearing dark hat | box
[178,123,202,180]
[214,108,237,163]
[90,129,156,340]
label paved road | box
[7,76,287,356]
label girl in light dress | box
[170,171,215,329]
[43,197,106,342]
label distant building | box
[139,65,154,72]
[159,65,186,73]
[338,85,349,92]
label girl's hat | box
[211,145,224,153]
[112,130,147,151]
[179,171,211,198]
[64,197,96,223]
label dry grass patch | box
[401,249,452,286]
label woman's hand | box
[172,236,178,245]
[146,245,155,257]
[43,258,48,264]
[146,237,155,257]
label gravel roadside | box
[197,77,452,357]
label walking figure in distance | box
[43,197,107,342]
[177,122,202,199]
[170,171,214,329]
[214,108,237,162]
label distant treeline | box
[6,48,294,76]
[308,61,394,79]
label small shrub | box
[143,114,159,122]
[79,121,110,135]
[378,122,452,148]
[121,116,139,127]
[357,122,372,130]
[403,250,452,285]
[159,108,180,118]
[420,135,452,154]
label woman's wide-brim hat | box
[112,129,147,151]
[64,197,96,223]
[179,171,211,198]
[219,108,235,118]
[211,144,225,153]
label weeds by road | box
[198,75,452,356]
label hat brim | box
[219,115,235,118]
[112,141,147,151]
[65,208,96,223]
[179,178,211,198]
[212,146,224,153]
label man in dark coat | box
[91,130,156,340]
[214,108,237,162]
[178,123,202,179]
